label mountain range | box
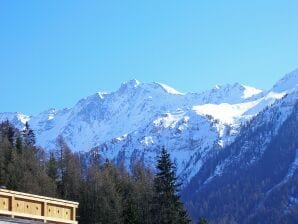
[1,69,298,223]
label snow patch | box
[141,136,154,146]
[242,85,263,99]
[192,101,259,124]
[97,92,108,99]
[157,83,184,95]
[17,113,30,124]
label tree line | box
[0,121,198,224]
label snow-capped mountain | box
[182,84,298,223]
[0,69,297,183]
[2,69,298,223]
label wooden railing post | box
[72,207,76,221]
[43,201,47,223]
[11,194,15,218]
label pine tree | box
[118,168,139,224]
[56,136,81,200]
[152,147,190,224]
[47,152,59,183]
[131,162,154,224]
[0,136,13,187]
[22,122,35,146]
[7,125,15,145]
[0,121,16,145]
[79,161,123,224]
[15,137,23,153]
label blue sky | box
[0,0,298,115]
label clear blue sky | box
[0,0,298,115]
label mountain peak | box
[241,84,263,99]
[204,82,262,104]
[154,82,184,95]
[97,92,108,99]
[272,68,298,93]
[212,82,247,91]
[120,79,141,89]
[118,79,184,96]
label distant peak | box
[201,82,262,104]
[241,85,263,99]
[229,82,248,89]
[213,84,221,90]
[97,92,108,99]
[272,68,298,93]
[211,83,245,92]
[213,82,241,88]
[155,82,184,95]
[118,79,184,95]
[212,82,261,94]
[121,79,141,89]
[44,108,56,113]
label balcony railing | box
[0,189,78,224]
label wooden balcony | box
[0,189,79,224]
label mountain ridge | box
[0,69,297,183]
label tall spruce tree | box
[56,136,81,201]
[47,151,59,184]
[15,137,23,153]
[152,147,190,224]
[22,122,36,146]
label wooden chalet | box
[0,189,78,224]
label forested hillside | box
[0,121,190,224]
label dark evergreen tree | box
[56,136,82,201]
[47,151,59,183]
[152,147,190,224]
[15,137,23,153]
[0,121,56,196]
[22,122,35,146]
[0,120,17,145]
[118,168,139,224]
[131,162,154,224]
[7,125,15,145]
[0,136,13,187]
[79,161,123,224]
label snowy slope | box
[1,69,298,181]
[272,68,298,92]
[182,88,298,222]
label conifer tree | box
[56,136,81,200]
[7,125,15,145]
[0,120,16,145]
[22,122,35,146]
[79,160,123,224]
[47,152,59,183]
[152,147,190,224]
[15,137,22,153]
[0,122,56,196]
[131,162,154,224]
